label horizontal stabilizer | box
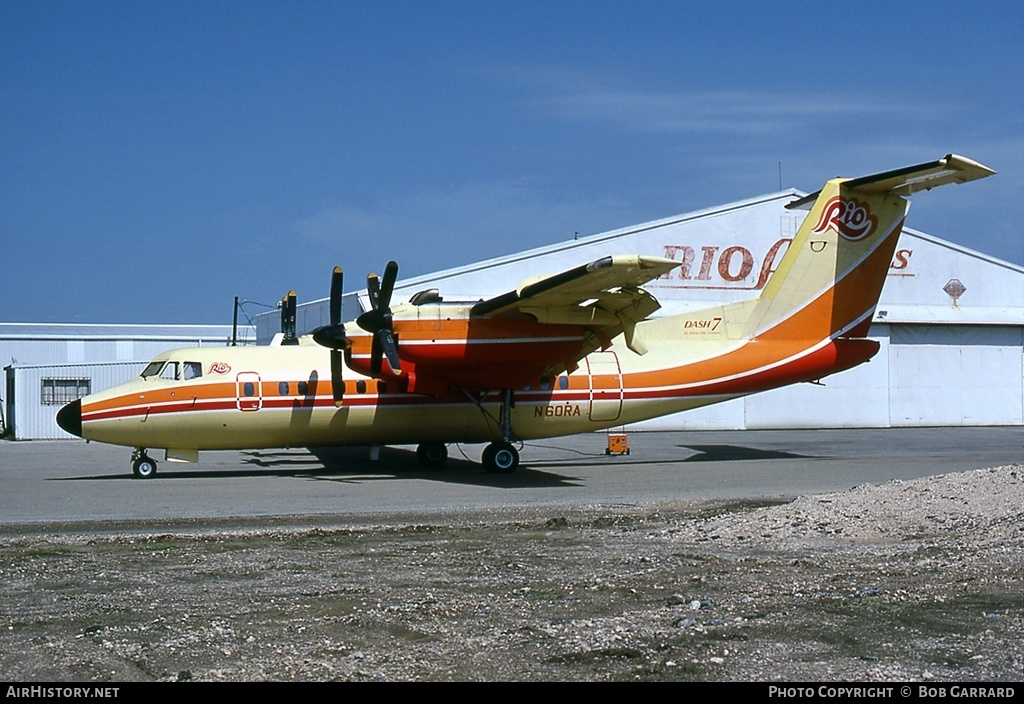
[786,154,996,210]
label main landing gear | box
[415,442,448,467]
[481,441,519,473]
[131,448,157,479]
[415,440,519,473]
[481,388,520,472]
[453,387,522,473]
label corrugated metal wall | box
[637,323,1024,430]
[6,362,144,440]
[887,324,1023,426]
[0,324,256,440]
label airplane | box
[56,154,995,477]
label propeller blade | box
[366,272,381,311]
[281,290,298,345]
[378,260,398,309]
[378,328,401,372]
[370,333,383,376]
[329,266,343,326]
[330,349,345,406]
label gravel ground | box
[1,464,1021,682]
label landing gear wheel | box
[482,442,519,473]
[416,442,448,468]
[132,455,157,479]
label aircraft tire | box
[416,442,448,468]
[482,442,519,473]
[132,456,158,479]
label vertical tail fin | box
[747,154,995,342]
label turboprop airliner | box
[57,154,994,477]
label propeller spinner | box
[310,266,349,406]
[356,260,402,376]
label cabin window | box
[243,382,256,397]
[297,381,308,396]
[356,380,366,394]
[183,362,203,380]
[540,375,553,390]
[558,375,569,390]
[279,381,290,396]
[41,378,91,405]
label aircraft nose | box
[56,399,83,438]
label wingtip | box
[943,153,997,179]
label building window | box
[41,378,91,405]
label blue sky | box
[3,0,1022,324]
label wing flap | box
[471,255,678,319]
[471,255,677,355]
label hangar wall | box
[1,323,254,440]
[260,190,1024,431]
[635,323,1024,430]
[5,362,142,440]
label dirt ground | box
[1,465,1021,682]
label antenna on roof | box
[231,296,239,347]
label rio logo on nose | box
[813,196,878,241]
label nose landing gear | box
[131,449,157,479]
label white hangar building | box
[258,189,1024,431]
[2,323,254,440]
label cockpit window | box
[141,361,165,379]
[141,360,200,381]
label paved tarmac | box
[0,427,1020,527]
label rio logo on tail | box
[813,195,878,241]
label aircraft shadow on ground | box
[246,446,580,488]
[674,444,820,462]
[53,443,815,486]
[56,445,581,488]
[525,443,819,469]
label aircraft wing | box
[471,254,679,354]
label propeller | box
[280,290,298,345]
[356,260,402,375]
[311,266,349,406]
